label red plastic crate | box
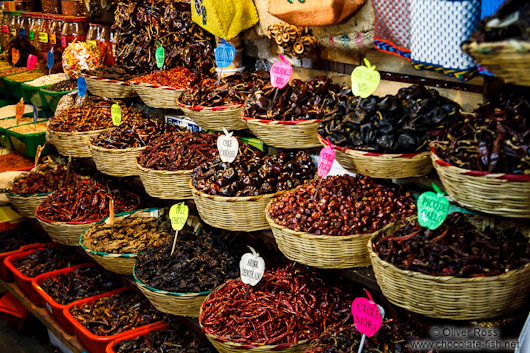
[0,292,31,332]
[0,243,44,281]
[32,263,124,334]
[105,323,167,353]
[63,288,165,353]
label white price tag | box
[239,247,265,286]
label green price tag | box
[169,203,189,231]
[351,58,381,99]
[417,184,449,230]
[155,42,164,69]
[29,30,34,41]
[111,104,122,126]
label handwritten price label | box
[47,50,54,70]
[318,143,335,178]
[217,127,239,163]
[111,104,122,126]
[27,54,38,71]
[270,54,292,89]
[240,247,265,286]
[155,42,164,69]
[215,40,235,68]
[12,48,20,66]
[417,184,449,230]
[33,104,38,123]
[351,58,381,99]
[169,203,189,231]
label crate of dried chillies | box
[177,72,270,131]
[35,178,140,246]
[369,213,530,320]
[136,130,220,200]
[317,85,462,179]
[46,97,144,158]
[79,208,181,275]
[191,148,316,231]
[266,175,416,268]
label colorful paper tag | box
[109,198,115,226]
[29,30,35,41]
[49,33,56,45]
[270,54,292,89]
[11,48,20,66]
[61,36,66,48]
[38,32,48,43]
[77,77,87,97]
[111,104,122,126]
[47,50,54,69]
[87,40,97,48]
[318,143,335,178]
[352,290,383,338]
[33,105,38,123]
[169,203,189,231]
[27,54,37,71]
[19,28,26,38]
[417,184,449,230]
[351,58,381,99]
[240,246,265,286]
[215,40,235,68]
[217,127,239,163]
[155,42,164,69]
[1,25,7,35]
[15,99,24,120]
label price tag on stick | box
[11,48,20,66]
[270,54,292,89]
[312,140,335,200]
[417,184,449,230]
[111,104,122,126]
[33,143,46,171]
[15,98,25,124]
[351,58,381,99]
[47,49,54,74]
[217,127,239,163]
[169,203,189,255]
[215,39,235,68]
[27,54,37,71]
[77,77,87,97]
[108,198,115,227]
[352,289,385,353]
[155,42,164,69]
[240,246,265,299]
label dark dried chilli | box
[12,246,84,277]
[83,65,144,81]
[0,223,43,253]
[11,162,72,194]
[44,80,77,92]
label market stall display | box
[0,152,34,172]
[61,41,100,78]
[82,66,144,99]
[21,73,71,108]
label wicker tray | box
[266,201,394,269]
[84,74,136,99]
[89,143,146,177]
[318,135,432,179]
[191,182,285,232]
[244,116,321,149]
[46,128,112,158]
[133,82,184,109]
[463,40,530,87]
[7,192,51,219]
[137,163,193,200]
[177,100,246,131]
[36,216,97,246]
[431,147,530,218]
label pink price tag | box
[351,290,382,337]
[318,144,335,178]
[27,54,38,71]
[270,54,292,89]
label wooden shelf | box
[0,279,86,353]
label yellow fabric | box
[191,0,259,40]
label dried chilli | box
[44,80,77,92]
[131,67,198,89]
[0,153,34,172]
[12,246,85,277]
[84,65,144,82]
[11,161,72,194]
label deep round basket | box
[133,82,184,109]
[7,192,51,219]
[84,74,136,99]
[46,128,112,158]
[244,116,321,149]
[177,100,247,131]
[89,143,146,177]
[136,163,193,200]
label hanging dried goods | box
[0,223,43,253]
[267,24,318,58]
[12,245,85,277]
[131,67,198,89]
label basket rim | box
[47,127,113,136]
[189,180,286,202]
[83,73,132,86]
[242,114,322,125]
[89,143,147,153]
[8,191,52,197]
[40,87,76,94]
[136,162,194,175]
[176,98,244,112]
[130,81,187,91]
[133,266,212,297]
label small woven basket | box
[84,74,136,99]
[36,216,97,246]
[89,143,146,177]
[318,135,432,179]
[191,182,286,232]
[244,116,321,149]
[431,147,530,218]
[136,163,193,200]
[132,82,184,109]
[7,192,51,219]
[266,201,394,269]
[46,128,112,158]
[368,219,530,320]
[177,100,247,131]
[463,40,530,86]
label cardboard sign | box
[318,143,335,178]
[27,54,38,71]
[77,77,87,97]
[270,54,292,89]
[155,42,164,69]
[417,184,449,230]
[47,50,54,70]
[240,246,265,286]
[215,40,235,68]
[351,58,381,99]
[111,104,122,126]
[352,290,383,338]
[11,48,20,66]
[33,105,38,123]
[217,127,239,163]
[169,203,189,231]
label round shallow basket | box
[318,135,432,179]
[266,201,394,269]
[244,116,321,149]
[133,82,184,109]
[47,128,112,158]
[134,270,210,317]
[137,163,193,200]
[191,182,285,232]
[89,144,146,177]
[431,147,530,218]
[463,40,530,87]
[36,216,97,246]
[84,74,136,99]
[177,100,246,131]
[7,192,51,219]
[199,285,310,353]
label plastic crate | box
[0,99,14,108]
[0,69,29,100]
[39,88,75,113]
[0,243,43,281]
[3,71,45,101]
[105,323,167,353]
[5,122,50,158]
[0,292,31,332]
[21,84,49,109]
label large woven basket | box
[89,143,146,177]
[7,192,51,219]
[84,74,136,99]
[137,163,193,200]
[36,216,97,246]
[191,182,286,232]
[266,201,394,269]
[463,40,530,87]
[368,220,530,320]
[431,148,530,218]
[46,128,112,158]
[199,285,310,353]
[177,100,246,131]
[318,135,432,179]
[244,116,321,149]
[132,82,184,109]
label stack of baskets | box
[47,127,112,158]
[133,83,184,109]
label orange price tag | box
[109,198,115,226]
[15,99,25,121]
[34,143,46,171]
[11,48,20,66]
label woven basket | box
[177,100,246,131]
[136,163,193,200]
[244,116,321,149]
[318,135,432,179]
[199,285,310,353]
[132,82,184,109]
[368,220,530,320]
[84,74,136,99]
[46,128,112,158]
[134,271,210,317]
[7,192,51,219]
[463,40,530,87]
[36,216,96,246]
[431,148,530,218]
[266,201,394,269]
[89,143,146,177]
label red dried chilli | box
[269,175,416,236]
[200,264,352,346]
[11,162,72,194]
[131,67,198,89]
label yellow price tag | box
[351,58,381,99]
